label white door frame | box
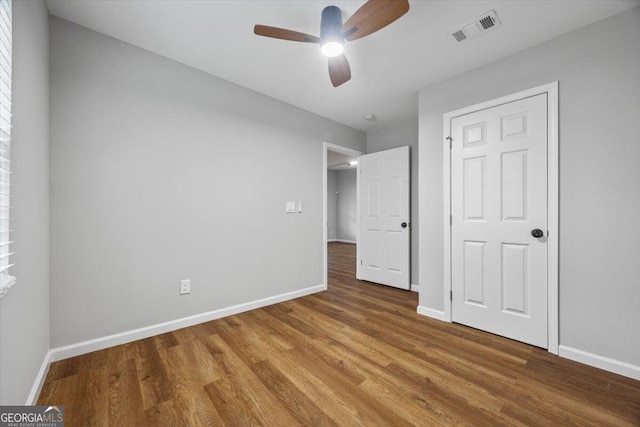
[323,142,363,287]
[442,82,559,354]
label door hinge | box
[360,260,363,265]
[450,215,452,225]
[446,136,453,149]
[450,290,453,301]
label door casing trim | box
[442,82,559,354]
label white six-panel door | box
[357,146,410,290]
[451,94,548,348]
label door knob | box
[531,229,544,238]
[401,222,408,228]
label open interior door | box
[357,146,410,290]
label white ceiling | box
[46,0,639,132]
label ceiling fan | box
[254,0,410,87]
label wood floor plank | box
[37,374,78,424]
[144,400,183,427]
[204,379,261,426]
[238,310,297,351]
[108,359,146,426]
[154,331,179,349]
[261,303,321,339]
[203,334,302,426]
[288,298,508,412]
[73,365,109,427]
[385,361,520,426]
[36,242,640,426]
[310,337,458,426]
[172,328,222,386]
[158,343,225,426]
[242,332,374,425]
[133,338,173,410]
[250,359,339,427]
[41,357,77,383]
[304,293,525,389]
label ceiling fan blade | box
[328,54,351,87]
[341,0,410,41]
[254,25,320,43]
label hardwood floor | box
[38,242,640,426]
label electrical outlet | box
[180,279,191,295]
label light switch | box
[286,202,296,213]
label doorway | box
[443,82,559,353]
[323,142,362,287]
[324,143,412,291]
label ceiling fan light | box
[321,41,344,57]
[320,5,345,58]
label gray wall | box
[336,169,357,242]
[419,8,640,366]
[367,119,418,284]
[327,170,337,240]
[49,17,365,348]
[0,0,50,404]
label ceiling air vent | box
[451,30,467,43]
[449,10,501,44]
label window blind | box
[0,0,13,298]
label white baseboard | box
[410,284,419,292]
[50,284,326,363]
[558,345,640,381]
[417,305,446,322]
[26,349,52,405]
[327,239,337,242]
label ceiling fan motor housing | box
[253,0,410,87]
[320,6,344,45]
